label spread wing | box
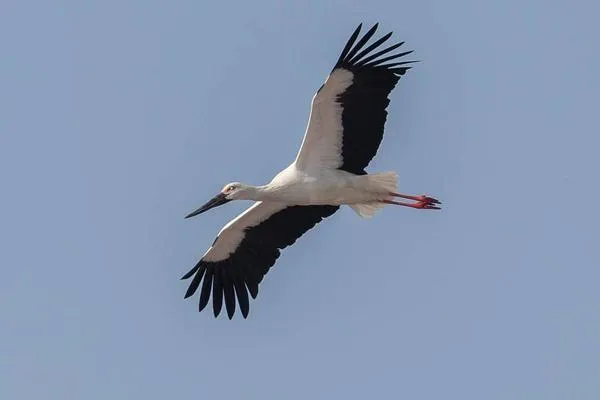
[182,202,339,319]
[294,23,415,175]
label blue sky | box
[2,0,599,398]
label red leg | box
[389,192,441,205]
[383,199,441,210]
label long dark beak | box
[185,192,231,219]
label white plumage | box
[295,69,354,171]
[181,23,441,319]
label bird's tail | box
[349,171,398,218]
[364,171,398,193]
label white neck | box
[239,184,285,202]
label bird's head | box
[221,182,256,200]
[185,182,253,219]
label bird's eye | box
[228,186,234,192]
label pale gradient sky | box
[2,1,599,399]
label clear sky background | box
[2,0,599,399]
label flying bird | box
[182,23,440,319]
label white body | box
[261,163,396,206]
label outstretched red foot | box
[413,196,441,210]
[385,193,442,210]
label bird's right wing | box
[294,23,415,175]
[181,201,339,319]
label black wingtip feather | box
[379,60,420,68]
[212,272,223,317]
[334,23,363,68]
[364,50,414,67]
[181,263,201,280]
[348,31,392,65]
[332,24,415,78]
[198,269,213,312]
[246,280,259,299]
[342,23,380,65]
[355,42,404,67]
[234,279,250,319]
[183,264,206,299]
[223,278,236,319]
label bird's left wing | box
[294,23,415,175]
[182,201,339,319]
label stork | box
[182,23,441,319]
